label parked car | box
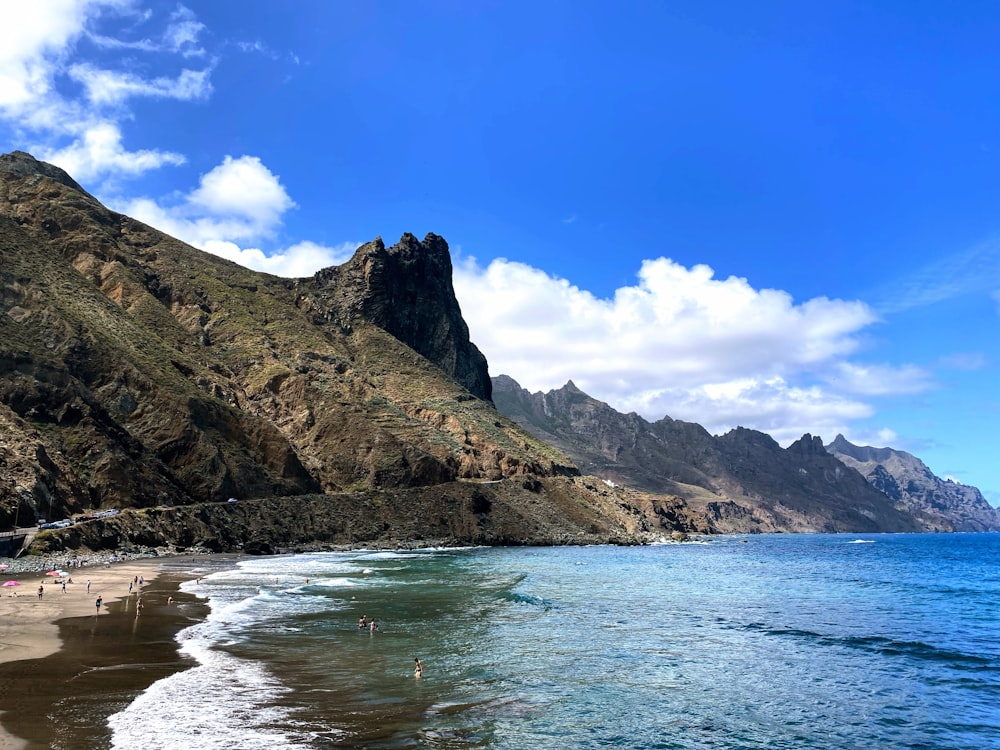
[40,519,73,529]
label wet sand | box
[0,560,210,749]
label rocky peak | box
[491,374,523,394]
[305,232,492,401]
[0,151,95,201]
[828,433,894,463]
[787,433,828,456]
[827,434,1000,531]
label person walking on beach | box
[135,598,143,617]
[37,585,43,600]
[61,580,66,593]
[95,595,102,615]
[86,579,91,594]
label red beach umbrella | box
[2,581,19,587]
[45,570,60,576]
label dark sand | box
[0,572,208,749]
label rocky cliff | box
[492,375,957,533]
[304,233,492,402]
[0,151,676,552]
[827,434,1000,531]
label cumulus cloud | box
[120,154,354,278]
[38,121,185,181]
[188,156,296,234]
[452,253,928,441]
[124,155,296,244]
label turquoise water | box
[109,534,1000,749]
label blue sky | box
[1,1,997,504]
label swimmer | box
[359,615,367,629]
[414,658,423,678]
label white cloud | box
[451,253,904,442]
[189,156,296,232]
[39,121,185,181]
[68,63,212,105]
[164,4,206,57]
[119,154,355,278]
[0,0,104,111]
[124,155,295,245]
[612,376,874,445]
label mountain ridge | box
[826,434,998,531]
[492,375,999,532]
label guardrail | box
[0,527,39,538]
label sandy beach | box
[0,557,212,749]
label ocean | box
[107,534,1000,749]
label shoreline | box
[0,555,227,749]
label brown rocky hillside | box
[0,151,685,553]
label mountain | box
[492,375,977,533]
[0,151,678,553]
[827,435,1000,531]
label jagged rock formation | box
[0,151,675,551]
[493,375,938,533]
[827,434,1000,531]
[303,233,492,401]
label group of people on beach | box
[91,574,151,617]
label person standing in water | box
[414,658,423,678]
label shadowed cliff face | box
[302,233,492,402]
[2,152,650,550]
